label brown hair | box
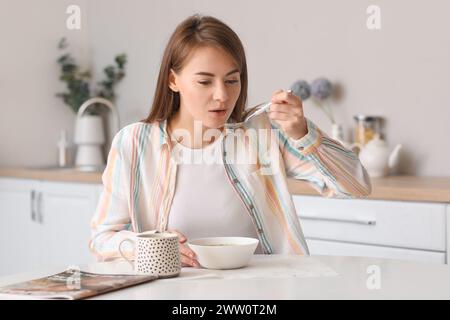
[141,14,248,124]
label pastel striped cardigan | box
[89,113,371,261]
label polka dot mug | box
[119,231,181,278]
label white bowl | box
[187,237,259,270]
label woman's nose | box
[213,84,229,102]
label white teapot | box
[352,134,402,178]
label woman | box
[89,14,371,268]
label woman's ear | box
[168,69,179,92]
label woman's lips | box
[208,109,227,118]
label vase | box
[74,114,105,171]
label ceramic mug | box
[119,231,181,278]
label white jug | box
[74,97,120,171]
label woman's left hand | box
[268,89,308,140]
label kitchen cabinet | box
[1,170,450,275]
[0,178,102,276]
[36,181,102,270]
[0,179,40,274]
[447,204,450,263]
[306,239,446,264]
[293,195,447,264]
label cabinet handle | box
[30,190,36,222]
[37,192,43,224]
[300,212,376,226]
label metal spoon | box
[224,101,272,129]
[224,90,292,129]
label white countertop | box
[1,254,450,299]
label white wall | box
[1,0,449,176]
[0,0,89,166]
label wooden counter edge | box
[287,177,450,203]
[1,168,450,203]
[0,168,102,184]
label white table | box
[1,254,450,299]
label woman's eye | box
[198,80,239,86]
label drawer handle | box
[30,190,36,222]
[300,213,376,226]
[37,192,43,224]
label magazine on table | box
[0,267,157,300]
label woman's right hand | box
[168,229,200,268]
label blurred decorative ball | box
[311,78,333,100]
[290,80,311,100]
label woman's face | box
[169,46,241,129]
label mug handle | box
[119,238,135,269]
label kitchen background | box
[1,0,450,279]
[1,0,449,176]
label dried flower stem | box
[313,98,335,124]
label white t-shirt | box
[167,132,262,253]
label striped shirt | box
[89,113,372,261]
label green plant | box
[97,54,126,102]
[56,37,127,115]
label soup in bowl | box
[187,237,259,270]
